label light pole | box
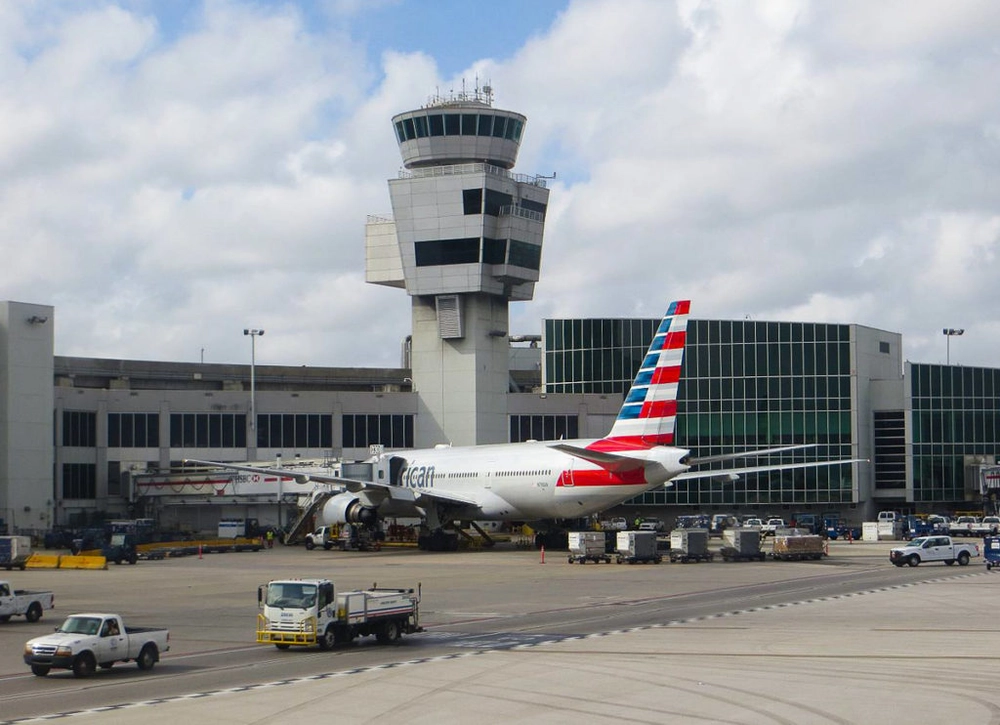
[244,329,264,431]
[943,328,964,365]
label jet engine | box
[322,492,379,526]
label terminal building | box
[2,89,998,536]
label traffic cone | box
[198,544,203,559]
[540,545,545,564]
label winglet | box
[602,300,689,448]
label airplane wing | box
[672,458,867,482]
[182,459,478,507]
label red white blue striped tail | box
[604,300,689,447]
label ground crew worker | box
[266,529,274,549]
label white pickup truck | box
[304,526,334,550]
[0,580,54,623]
[760,518,786,537]
[23,613,169,677]
[889,535,980,567]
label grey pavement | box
[50,540,1000,725]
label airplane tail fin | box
[603,300,689,448]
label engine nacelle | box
[322,492,378,526]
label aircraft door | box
[564,458,575,487]
[388,456,407,486]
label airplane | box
[188,300,864,550]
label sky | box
[2,0,999,370]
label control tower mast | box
[366,85,550,446]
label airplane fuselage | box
[384,439,690,521]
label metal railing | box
[398,162,547,187]
[498,205,544,222]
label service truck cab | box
[257,578,421,650]
[889,536,980,567]
[24,613,169,677]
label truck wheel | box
[72,652,96,678]
[958,552,971,566]
[129,554,138,565]
[136,644,158,671]
[0,615,10,622]
[31,664,50,677]
[907,555,920,567]
[305,540,315,551]
[25,603,43,623]
[318,626,337,651]
[275,643,291,650]
[376,620,400,644]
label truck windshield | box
[58,616,102,635]
[266,583,317,609]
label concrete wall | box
[0,302,55,534]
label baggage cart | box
[770,533,825,561]
[668,529,714,563]
[615,531,662,564]
[984,535,1000,570]
[720,528,766,561]
[567,531,611,564]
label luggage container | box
[720,528,765,562]
[984,535,1000,571]
[567,531,611,564]
[668,528,713,563]
[0,536,32,571]
[615,531,662,564]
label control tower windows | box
[395,112,525,143]
[483,237,507,264]
[463,188,483,215]
[415,238,480,266]
[484,189,513,216]
[509,240,541,270]
[520,198,547,217]
[506,119,523,141]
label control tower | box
[366,86,550,446]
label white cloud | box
[2,0,1000,370]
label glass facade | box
[544,318,857,507]
[910,364,1000,504]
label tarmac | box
[43,540,1000,725]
